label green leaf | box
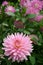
[28,14,36,18]
[2,23,8,27]
[22,7,26,14]
[25,61,31,65]
[40,10,43,14]
[37,32,42,45]
[5,58,12,65]
[0,49,3,54]
[6,12,15,16]
[39,19,43,27]
[23,30,30,35]
[21,17,26,23]
[16,9,19,12]
[29,56,35,65]
[18,0,20,2]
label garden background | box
[0,0,43,65]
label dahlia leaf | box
[23,30,30,35]
[6,12,15,16]
[0,47,3,54]
[28,14,36,18]
[29,56,35,65]
[39,19,43,26]
[5,58,12,65]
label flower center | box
[8,9,12,12]
[35,3,39,8]
[14,40,21,49]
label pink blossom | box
[26,7,39,15]
[2,33,33,62]
[42,1,43,9]
[2,1,8,6]
[31,0,42,11]
[5,6,16,13]
[20,0,42,15]
[20,0,26,6]
[20,0,40,15]
[20,0,31,8]
[35,15,43,21]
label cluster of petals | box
[2,33,33,62]
[2,1,8,6]
[20,0,43,15]
[34,14,43,21]
[20,0,31,8]
[30,0,42,11]
[5,6,16,13]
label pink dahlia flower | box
[5,6,16,13]
[42,1,43,9]
[20,0,26,6]
[26,7,39,15]
[2,33,33,62]
[20,0,39,15]
[2,1,8,6]
[20,0,31,8]
[31,0,42,11]
[35,15,43,21]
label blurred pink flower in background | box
[30,0,43,11]
[20,0,43,15]
[42,1,43,9]
[20,0,31,8]
[20,0,26,6]
[2,1,8,6]
[26,7,39,15]
[2,33,33,62]
[35,15,43,21]
[5,6,16,13]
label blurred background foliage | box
[0,0,43,65]
[0,0,18,4]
